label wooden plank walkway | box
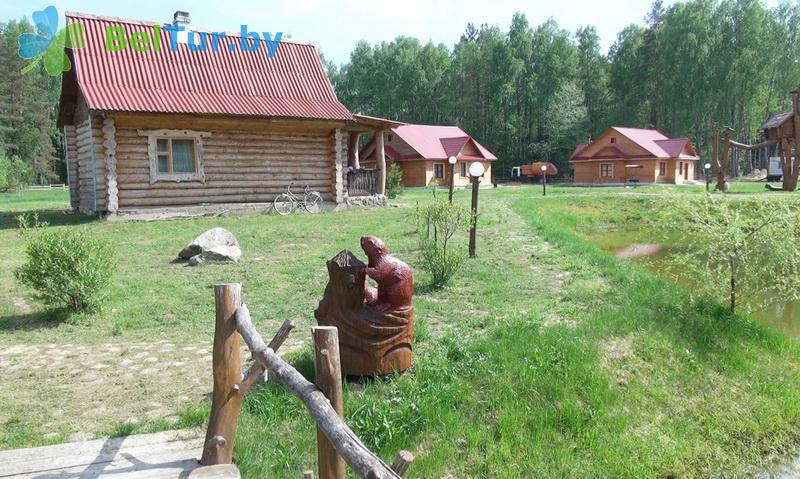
[0,429,240,478]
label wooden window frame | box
[433,163,445,179]
[610,137,617,144]
[659,161,666,176]
[460,162,467,177]
[600,163,614,178]
[139,129,210,183]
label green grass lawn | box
[1,184,800,477]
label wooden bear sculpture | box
[314,236,415,376]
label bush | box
[15,215,114,313]
[386,163,403,199]
[0,155,36,191]
[415,199,472,287]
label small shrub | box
[386,163,403,199]
[415,199,472,287]
[15,215,114,313]
[420,239,468,288]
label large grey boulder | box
[179,228,241,266]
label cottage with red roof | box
[570,127,699,185]
[57,11,400,215]
[360,124,497,188]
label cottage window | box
[387,134,394,142]
[600,163,613,178]
[610,137,617,144]
[139,129,210,183]
[679,162,683,175]
[460,162,467,177]
[433,163,444,179]
[659,161,666,176]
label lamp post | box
[704,162,712,192]
[468,162,485,258]
[540,164,548,196]
[447,155,457,204]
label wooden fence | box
[24,184,68,191]
[347,169,379,197]
[202,284,413,479]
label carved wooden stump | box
[314,248,415,376]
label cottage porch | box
[341,115,404,198]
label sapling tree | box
[414,198,473,287]
[653,196,800,313]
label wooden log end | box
[391,450,414,476]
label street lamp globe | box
[448,155,457,165]
[540,164,548,172]
[469,162,485,178]
[704,163,712,170]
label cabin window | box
[156,139,196,174]
[433,163,444,179]
[659,161,666,176]
[387,134,394,142]
[610,137,617,144]
[600,163,614,178]
[139,129,210,183]
[460,162,467,177]
[679,162,683,175]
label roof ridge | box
[64,11,316,47]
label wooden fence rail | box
[24,184,68,191]
[202,284,413,479]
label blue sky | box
[0,0,783,65]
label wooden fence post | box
[313,326,345,479]
[390,451,414,477]
[201,283,244,465]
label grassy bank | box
[2,186,799,477]
[234,188,800,477]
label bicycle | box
[273,184,323,215]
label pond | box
[586,226,800,477]
[585,227,800,339]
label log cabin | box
[359,124,497,187]
[58,11,395,215]
[570,127,699,185]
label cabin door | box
[683,163,689,181]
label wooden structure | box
[203,284,414,479]
[314,241,415,376]
[360,124,496,187]
[0,429,239,478]
[709,87,800,191]
[570,127,699,185]
[757,88,800,190]
[58,11,392,216]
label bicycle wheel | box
[303,192,323,214]
[273,194,295,215]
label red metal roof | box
[440,136,470,158]
[65,12,352,121]
[571,127,697,161]
[571,143,589,159]
[391,125,497,161]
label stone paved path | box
[0,337,306,444]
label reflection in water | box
[585,228,800,339]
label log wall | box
[75,115,106,214]
[64,125,79,209]
[109,113,341,208]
